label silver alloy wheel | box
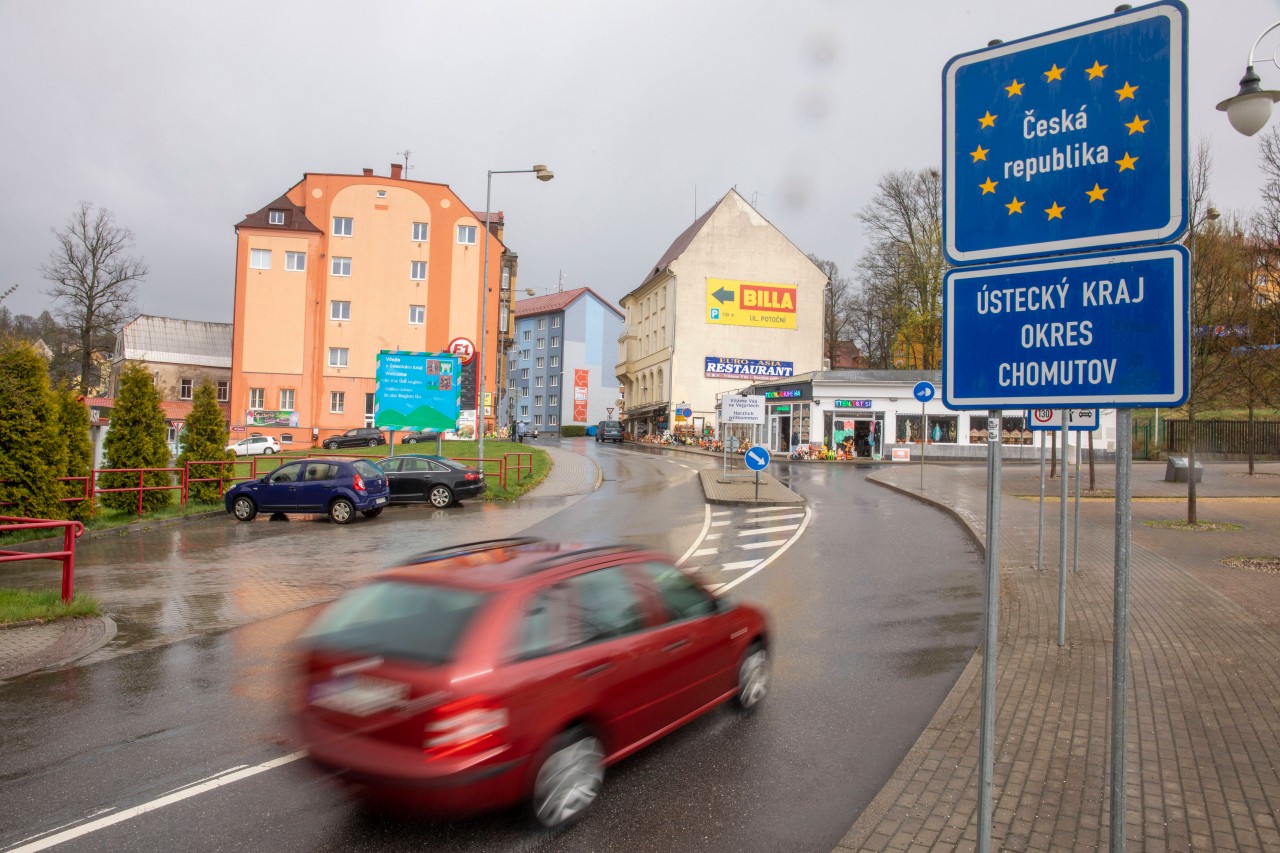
[329,498,354,524]
[407,438,417,443]
[263,447,275,454]
[368,438,378,446]
[532,732,604,828]
[736,645,769,710]
[232,496,257,521]
[428,485,453,508]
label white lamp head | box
[533,164,555,182]
[1217,66,1280,136]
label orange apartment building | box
[230,163,518,447]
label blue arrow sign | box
[913,381,936,403]
[943,1,1187,264]
[744,446,771,471]
[944,245,1188,409]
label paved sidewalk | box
[837,460,1280,852]
[698,469,804,505]
[521,442,602,497]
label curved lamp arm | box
[1217,21,1280,136]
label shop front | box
[760,382,812,453]
[824,399,884,459]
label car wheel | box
[530,726,604,829]
[427,485,454,508]
[734,642,769,711]
[263,447,275,455]
[231,496,257,522]
[361,507,383,518]
[368,438,379,447]
[329,498,355,524]
[407,437,417,444]
[323,441,336,450]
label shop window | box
[280,433,293,444]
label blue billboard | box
[943,246,1189,409]
[943,1,1187,263]
[375,351,461,430]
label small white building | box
[616,189,827,437]
[733,370,1118,459]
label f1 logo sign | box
[446,337,476,365]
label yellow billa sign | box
[706,279,797,329]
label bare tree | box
[42,202,146,394]
[854,168,947,370]
[808,254,855,366]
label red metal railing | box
[502,452,533,487]
[0,516,86,602]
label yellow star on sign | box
[1116,81,1139,100]
[970,144,989,162]
[1086,183,1108,203]
[1005,79,1024,97]
[1086,61,1107,79]
[1125,114,1149,135]
[980,177,998,195]
[979,111,997,128]
[1006,196,1025,215]
[1045,201,1066,220]
[1044,64,1066,82]
[1117,152,1139,171]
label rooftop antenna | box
[558,270,565,293]
[396,149,413,176]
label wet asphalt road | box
[0,441,984,853]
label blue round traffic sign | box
[913,381,936,403]
[744,445,771,471]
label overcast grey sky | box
[3,0,1278,325]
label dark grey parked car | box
[399,429,441,444]
[322,427,387,449]
[596,420,625,443]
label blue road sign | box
[943,1,1187,264]
[744,446,771,471]
[943,245,1189,409]
[913,381,936,404]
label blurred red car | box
[295,537,770,828]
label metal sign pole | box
[1037,433,1046,571]
[1073,434,1083,574]
[1110,409,1134,852]
[754,470,760,501]
[920,402,927,491]
[977,410,1002,853]
[1058,420,1068,647]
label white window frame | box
[280,388,295,410]
[330,300,351,321]
[412,222,428,241]
[523,330,531,341]
[456,224,477,245]
[520,368,529,379]
[249,248,271,269]
[332,216,353,237]
[329,347,349,368]
[410,260,427,280]
[268,210,285,225]
[549,413,559,426]
[534,414,543,426]
[535,376,544,388]
[549,394,558,407]
[331,256,352,276]
[409,304,425,325]
[535,357,545,368]
[537,338,545,350]
[551,316,561,328]
[330,391,345,414]
[534,395,543,407]
[551,336,560,348]
[550,355,560,368]
[179,378,193,400]
[537,318,546,330]
[550,375,559,387]
[249,387,264,409]
[521,388,530,398]
[217,381,229,403]
[285,251,306,271]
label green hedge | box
[560,425,587,437]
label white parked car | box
[226,435,281,456]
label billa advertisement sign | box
[705,278,797,329]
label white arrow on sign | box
[747,450,766,466]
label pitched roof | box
[649,197,721,277]
[118,316,233,368]
[236,194,321,232]
[159,400,231,420]
[514,287,623,320]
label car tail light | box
[423,696,508,760]
[353,473,367,492]
[464,472,481,482]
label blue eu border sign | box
[943,1,1187,264]
[943,245,1189,409]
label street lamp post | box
[477,164,553,464]
[1217,22,1280,136]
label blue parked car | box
[225,457,390,524]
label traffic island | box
[697,470,804,506]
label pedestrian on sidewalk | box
[517,421,526,443]
[790,429,800,460]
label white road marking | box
[8,752,307,853]
[705,533,722,540]
[741,512,805,523]
[693,548,718,557]
[737,524,799,537]
[741,539,791,550]
[675,504,713,567]
[718,507,814,595]
[746,506,792,513]
[711,520,730,527]
[712,510,732,517]
[721,560,762,572]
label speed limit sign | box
[446,337,476,365]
